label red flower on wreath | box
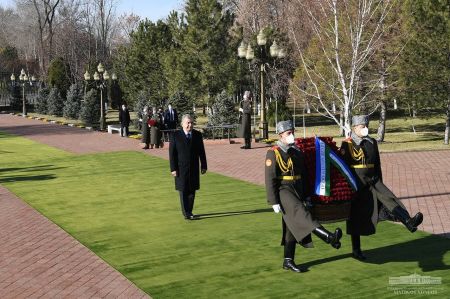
[294,137,355,204]
[148,119,157,127]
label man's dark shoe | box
[352,249,367,261]
[282,259,303,273]
[185,214,195,220]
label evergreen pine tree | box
[35,87,49,114]
[207,90,238,126]
[47,87,64,116]
[79,89,100,126]
[170,92,195,121]
[63,83,83,119]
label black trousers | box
[284,227,297,259]
[179,191,196,217]
[121,125,129,137]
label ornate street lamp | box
[84,63,111,131]
[11,69,36,116]
[238,28,286,140]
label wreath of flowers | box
[295,137,355,204]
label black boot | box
[246,139,251,149]
[313,226,342,249]
[393,207,423,232]
[282,258,303,273]
[351,235,366,261]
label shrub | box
[79,89,100,126]
[47,87,64,116]
[207,90,238,126]
[63,83,83,119]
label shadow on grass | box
[380,134,442,144]
[195,208,272,219]
[0,165,65,173]
[302,235,450,272]
[0,174,57,183]
[385,123,445,134]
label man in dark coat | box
[119,102,131,137]
[340,115,423,261]
[265,120,343,273]
[239,90,252,149]
[169,114,207,220]
[141,106,150,149]
[164,103,178,130]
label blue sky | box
[0,0,183,22]
[117,0,183,22]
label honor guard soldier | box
[239,91,252,149]
[340,115,423,260]
[265,120,343,273]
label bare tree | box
[288,0,396,135]
[30,0,61,75]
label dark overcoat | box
[119,108,130,126]
[141,114,150,144]
[169,129,207,192]
[265,145,320,243]
[340,137,406,236]
[239,99,252,139]
[150,114,162,145]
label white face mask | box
[285,133,295,145]
[360,127,369,137]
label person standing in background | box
[119,102,131,137]
[164,103,178,130]
[239,91,252,149]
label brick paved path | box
[1,114,449,297]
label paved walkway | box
[1,114,449,297]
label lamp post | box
[238,29,286,140]
[11,69,36,117]
[84,63,115,131]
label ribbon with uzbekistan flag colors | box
[314,137,358,196]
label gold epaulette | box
[278,175,301,180]
[351,164,374,169]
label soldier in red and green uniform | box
[265,120,343,273]
[340,115,423,261]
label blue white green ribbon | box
[314,137,358,196]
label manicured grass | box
[0,132,449,298]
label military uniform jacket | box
[265,145,319,243]
[141,114,150,144]
[169,129,207,192]
[340,137,405,235]
[239,100,252,139]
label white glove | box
[239,108,243,113]
[272,204,281,213]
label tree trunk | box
[339,106,345,137]
[344,105,351,137]
[377,100,386,142]
[445,100,450,145]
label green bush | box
[63,83,83,119]
[47,87,64,116]
[35,87,50,114]
[207,90,238,126]
[79,89,100,126]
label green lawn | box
[0,132,449,298]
